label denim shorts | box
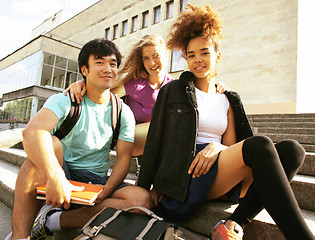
[62,160,129,194]
[158,143,242,220]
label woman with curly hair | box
[137,4,313,240]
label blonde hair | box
[111,34,167,89]
[167,4,223,55]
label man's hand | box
[150,187,163,207]
[95,185,110,204]
[188,142,227,178]
[44,170,84,209]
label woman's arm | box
[222,105,237,146]
[63,79,86,103]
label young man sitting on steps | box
[6,38,152,240]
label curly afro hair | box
[167,4,223,55]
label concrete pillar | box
[30,97,38,119]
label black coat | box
[137,71,253,202]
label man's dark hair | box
[78,38,122,80]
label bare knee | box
[124,186,152,209]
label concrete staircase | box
[0,113,315,239]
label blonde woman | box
[65,35,173,157]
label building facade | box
[0,0,314,128]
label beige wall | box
[48,0,299,113]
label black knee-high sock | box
[228,136,313,240]
[229,138,305,226]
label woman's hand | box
[150,187,163,207]
[63,79,86,104]
[188,142,227,178]
[216,82,229,93]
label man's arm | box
[96,139,133,201]
[23,108,81,209]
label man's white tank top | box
[195,87,229,144]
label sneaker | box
[210,220,243,240]
[30,205,62,240]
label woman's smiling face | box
[186,36,220,81]
[142,45,166,78]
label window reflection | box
[171,50,186,72]
[41,52,81,89]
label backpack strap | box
[110,92,122,150]
[54,95,81,140]
[54,93,121,150]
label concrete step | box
[248,113,315,119]
[179,201,315,240]
[252,127,315,135]
[0,201,13,240]
[0,159,19,208]
[1,147,314,177]
[0,128,23,148]
[250,121,315,129]
[302,144,315,153]
[1,151,315,239]
[257,133,315,146]
[299,153,315,177]
[249,117,315,123]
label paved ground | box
[0,201,12,239]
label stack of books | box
[36,180,104,206]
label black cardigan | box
[137,71,253,202]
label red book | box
[36,180,104,206]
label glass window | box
[122,20,128,36]
[65,72,78,88]
[113,24,119,39]
[55,56,67,69]
[43,52,55,65]
[52,68,65,89]
[153,5,161,24]
[166,0,174,19]
[131,16,138,32]
[105,28,110,40]
[180,0,188,12]
[170,50,186,72]
[41,65,53,86]
[142,11,149,29]
[68,59,78,72]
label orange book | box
[36,180,104,206]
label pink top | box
[124,75,173,123]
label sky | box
[0,0,100,60]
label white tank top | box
[195,87,229,144]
